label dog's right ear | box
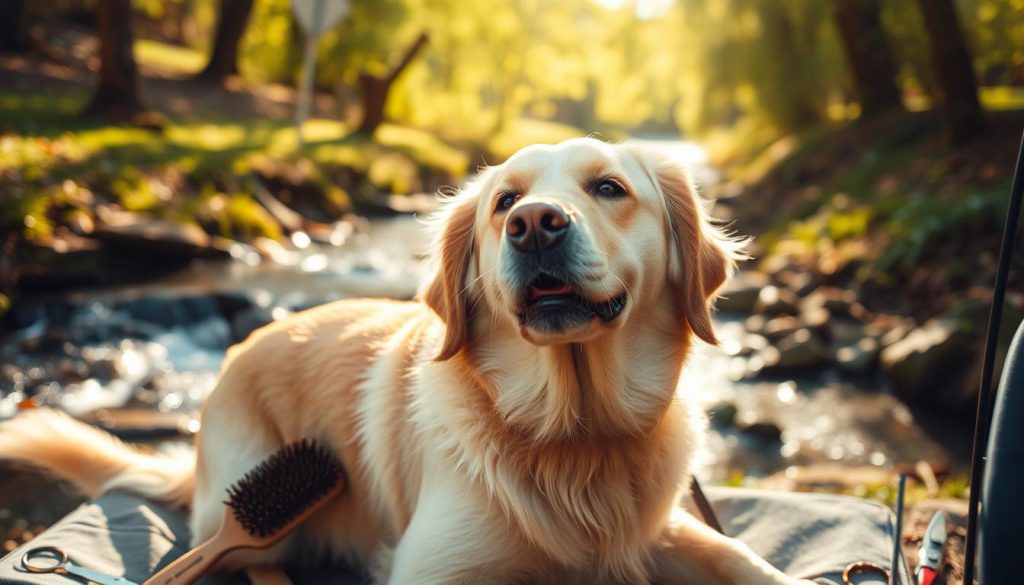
[420,178,485,361]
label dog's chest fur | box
[405,349,694,583]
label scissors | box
[20,546,140,585]
[914,511,948,585]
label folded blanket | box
[0,488,908,585]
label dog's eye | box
[495,191,518,212]
[594,179,626,198]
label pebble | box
[707,401,739,427]
[762,329,831,372]
[740,421,783,443]
[754,286,801,316]
[717,271,768,313]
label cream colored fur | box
[0,139,813,585]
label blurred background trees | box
[4,0,1021,144]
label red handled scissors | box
[914,511,948,585]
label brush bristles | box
[224,439,344,538]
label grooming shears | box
[21,546,140,585]
[914,511,948,585]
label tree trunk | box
[0,0,28,52]
[84,0,149,121]
[357,32,429,136]
[195,0,254,83]
[832,0,902,117]
[913,0,985,144]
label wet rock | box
[92,213,233,260]
[763,329,830,373]
[754,286,800,316]
[744,314,767,336]
[212,292,257,320]
[231,306,276,343]
[88,356,123,383]
[19,327,71,354]
[17,235,103,291]
[880,321,915,349]
[740,421,783,443]
[773,268,817,297]
[707,401,739,427]
[880,318,976,406]
[717,271,768,313]
[6,302,45,331]
[801,305,832,342]
[725,332,769,357]
[179,297,220,324]
[804,287,867,321]
[57,358,90,384]
[184,317,232,350]
[761,315,802,341]
[117,297,186,328]
[835,337,881,376]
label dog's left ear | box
[419,182,482,361]
[627,145,745,345]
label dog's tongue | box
[529,282,574,301]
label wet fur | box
[0,139,811,585]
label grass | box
[0,90,469,180]
[134,39,206,74]
[0,88,478,242]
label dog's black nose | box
[506,201,570,253]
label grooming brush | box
[144,439,346,585]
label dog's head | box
[422,138,741,360]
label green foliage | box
[0,89,474,244]
[875,186,1008,273]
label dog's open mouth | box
[518,273,628,326]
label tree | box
[84,0,152,121]
[832,0,902,116]
[913,0,985,144]
[0,0,28,53]
[356,31,429,136]
[195,0,255,84]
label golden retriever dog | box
[0,138,813,585]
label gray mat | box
[0,488,910,584]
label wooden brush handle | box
[144,509,256,585]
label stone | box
[6,302,45,331]
[740,421,783,443]
[16,235,103,290]
[761,315,802,341]
[717,271,768,313]
[753,286,800,316]
[801,305,832,342]
[763,329,831,372]
[835,337,881,376]
[773,268,817,297]
[707,401,739,427]
[804,287,866,320]
[231,306,277,343]
[118,297,187,328]
[212,292,257,320]
[880,318,976,406]
[91,212,233,260]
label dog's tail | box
[0,408,194,507]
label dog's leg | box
[380,464,524,585]
[650,508,815,585]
